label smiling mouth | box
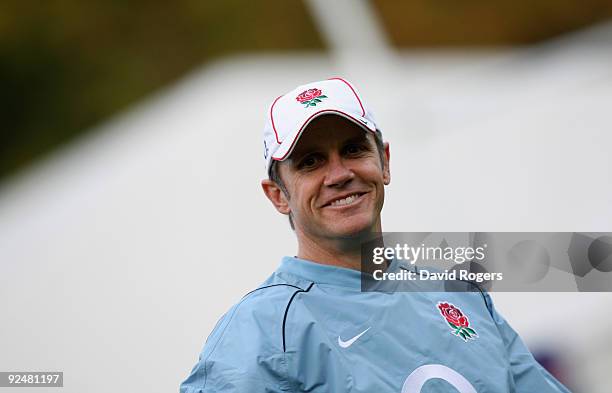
[325,192,367,208]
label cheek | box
[363,165,387,189]
[288,177,318,210]
[363,158,386,178]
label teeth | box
[330,194,359,207]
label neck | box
[295,221,383,271]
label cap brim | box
[271,109,377,162]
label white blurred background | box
[1,0,611,392]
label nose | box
[323,153,354,187]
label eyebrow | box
[343,134,370,145]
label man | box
[180,78,570,392]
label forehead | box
[289,115,371,156]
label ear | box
[261,179,291,215]
[382,142,391,185]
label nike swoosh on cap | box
[338,327,371,348]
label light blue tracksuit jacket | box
[181,256,570,392]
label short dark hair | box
[268,128,385,230]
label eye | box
[297,154,322,170]
[344,143,367,156]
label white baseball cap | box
[262,77,379,175]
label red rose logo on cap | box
[296,88,327,108]
[438,302,478,341]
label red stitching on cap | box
[328,77,365,117]
[270,95,283,144]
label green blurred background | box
[1,0,611,182]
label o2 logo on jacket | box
[401,364,476,393]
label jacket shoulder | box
[204,274,313,357]
[180,276,313,392]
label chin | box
[327,216,376,238]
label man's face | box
[276,115,390,241]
